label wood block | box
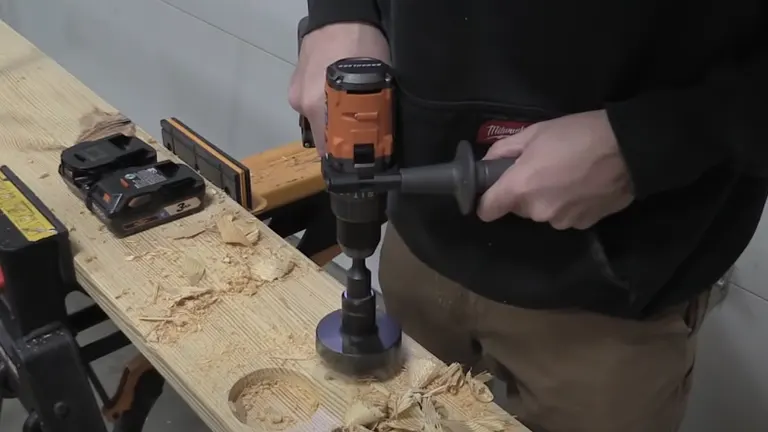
[241,140,324,215]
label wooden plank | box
[0,20,528,432]
[239,138,342,265]
[242,140,324,215]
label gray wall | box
[1,1,765,430]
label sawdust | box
[125,212,301,344]
[260,328,316,362]
[232,376,320,430]
[335,361,511,432]
[75,108,136,143]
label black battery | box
[59,133,157,199]
[84,160,206,237]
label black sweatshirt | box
[306,0,768,319]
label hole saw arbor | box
[0,19,529,432]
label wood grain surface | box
[242,140,324,215]
[0,20,528,432]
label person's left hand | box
[476,110,634,230]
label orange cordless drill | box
[313,57,402,377]
[298,19,514,377]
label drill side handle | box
[476,157,514,193]
[297,16,315,149]
[398,140,515,214]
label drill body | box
[314,58,403,376]
[323,58,395,263]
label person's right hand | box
[288,23,390,155]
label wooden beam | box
[242,140,325,215]
[239,139,342,265]
[0,20,527,431]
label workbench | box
[0,19,528,432]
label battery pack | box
[59,134,157,199]
[59,135,207,237]
[84,160,206,237]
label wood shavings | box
[226,266,261,295]
[407,358,443,389]
[245,226,261,244]
[379,417,423,431]
[466,371,494,403]
[181,256,206,286]
[231,375,319,431]
[170,287,213,306]
[344,400,387,428]
[261,331,316,362]
[217,214,252,246]
[253,255,295,282]
[435,362,466,394]
[388,390,420,419]
[165,223,207,240]
[422,396,445,431]
[346,362,509,432]
[144,310,199,343]
[151,284,162,302]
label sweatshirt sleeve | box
[605,47,768,200]
[305,0,383,35]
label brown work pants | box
[378,226,710,432]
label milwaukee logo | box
[476,120,533,144]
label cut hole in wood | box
[228,368,321,430]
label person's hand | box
[288,23,390,155]
[476,110,634,230]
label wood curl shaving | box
[466,371,494,403]
[165,223,208,240]
[254,255,295,282]
[217,214,259,246]
[337,361,510,432]
[181,256,206,286]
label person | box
[288,2,768,431]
